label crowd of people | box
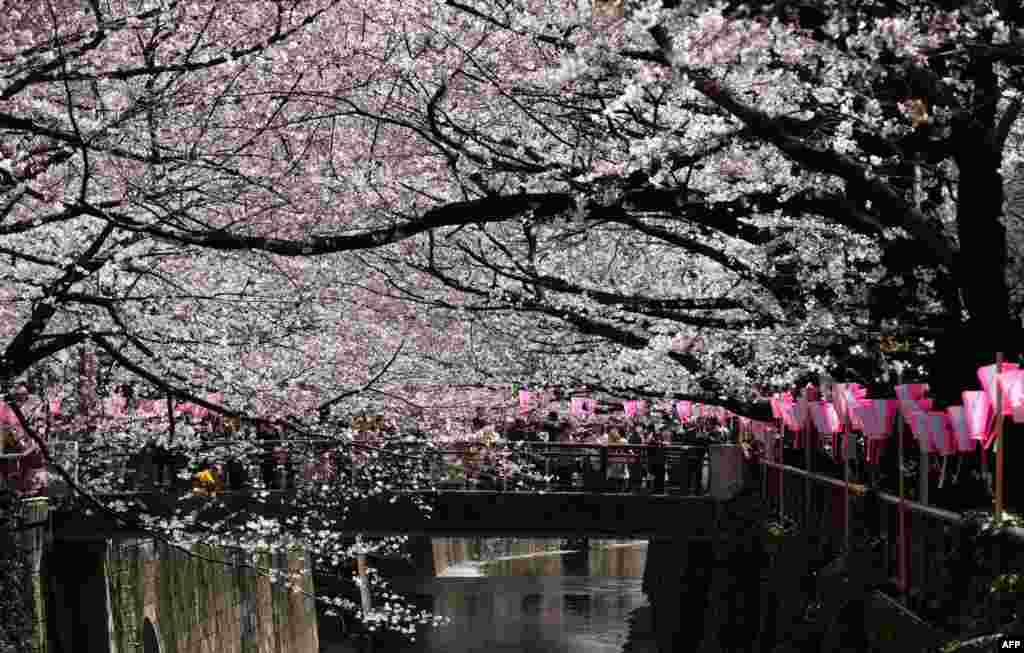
[465,410,735,493]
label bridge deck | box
[52,489,720,539]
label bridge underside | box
[52,490,720,539]
[345,491,719,537]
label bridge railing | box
[386,441,718,495]
[69,437,715,496]
[757,458,1024,637]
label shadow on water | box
[320,538,654,653]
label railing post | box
[995,352,1006,522]
[778,432,785,520]
[706,446,714,497]
[843,426,851,552]
[600,447,609,491]
[802,389,813,532]
[761,439,768,504]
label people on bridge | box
[648,431,666,494]
[627,429,645,491]
[607,430,629,492]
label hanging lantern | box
[675,400,693,422]
[854,399,899,464]
[977,362,1020,416]
[783,401,807,432]
[946,406,977,453]
[998,370,1024,418]
[961,391,992,442]
[899,399,933,428]
[895,382,931,429]
[834,384,868,430]
[518,390,532,415]
[910,411,952,455]
[894,384,929,401]
[854,399,899,437]
[810,401,842,453]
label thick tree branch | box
[647,24,955,269]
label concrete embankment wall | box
[41,536,318,653]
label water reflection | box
[322,538,649,652]
[433,537,647,578]
[392,538,647,653]
[420,576,644,653]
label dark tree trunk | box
[930,102,1024,512]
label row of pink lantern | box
[0,390,228,434]
[767,362,1024,464]
[517,390,780,436]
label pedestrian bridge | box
[48,440,746,540]
[53,488,723,539]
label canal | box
[321,537,653,652]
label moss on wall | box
[105,539,316,653]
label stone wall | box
[100,539,318,653]
[5,497,48,653]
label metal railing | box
[52,437,715,496]
[431,441,712,494]
[757,457,1024,637]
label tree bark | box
[930,104,1024,512]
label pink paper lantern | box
[927,411,954,455]
[0,403,16,426]
[810,401,843,454]
[623,401,637,418]
[783,401,807,432]
[961,391,992,440]
[572,398,596,419]
[810,401,840,433]
[997,369,1024,415]
[518,390,532,415]
[899,399,933,427]
[175,401,208,420]
[854,399,899,438]
[908,411,927,449]
[978,362,1020,416]
[675,401,692,421]
[833,383,867,429]
[570,398,585,418]
[135,399,163,418]
[894,384,929,401]
[946,406,977,453]
[770,393,793,420]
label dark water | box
[322,538,650,653]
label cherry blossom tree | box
[5,0,1024,636]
